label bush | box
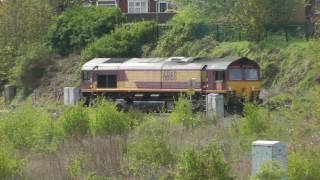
[0,104,58,150]
[169,95,196,129]
[128,118,174,178]
[239,103,268,137]
[288,150,320,180]
[250,161,286,180]
[80,21,156,64]
[61,103,90,137]
[9,43,53,95]
[48,7,125,55]
[91,100,128,136]
[65,152,87,179]
[175,142,233,180]
[0,145,24,179]
[152,7,212,56]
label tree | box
[171,0,234,22]
[49,0,82,14]
[0,0,53,84]
[48,7,125,55]
[0,0,53,49]
[232,0,305,41]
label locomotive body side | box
[80,57,261,110]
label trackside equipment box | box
[206,93,224,118]
[64,87,80,106]
[252,140,287,177]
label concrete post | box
[206,93,224,118]
[4,85,16,104]
[252,140,287,177]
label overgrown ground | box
[0,39,319,180]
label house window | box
[244,69,259,80]
[97,75,117,88]
[158,1,168,12]
[229,69,242,80]
[128,0,148,13]
[316,0,320,10]
[96,0,117,7]
[215,71,225,81]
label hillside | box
[32,54,80,102]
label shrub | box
[175,142,233,180]
[0,145,24,179]
[0,104,56,150]
[128,118,174,178]
[250,161,286,180]
[91,100,128,136]
[48,7,125,55]
[61,104,90,137]
[65,152,87,179]
[169,95,196,129]
[9,43,53,95]
[80,21,156,64]
[152,7,212,56]
[239,103,268,137]
[288,150,320,180]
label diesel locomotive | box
[80,56,261,111]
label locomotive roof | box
[81,57,255,71]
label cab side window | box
[82,71,91,81]
[215,71,225,81]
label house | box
[82,0,175,23]
[83,0,172,13]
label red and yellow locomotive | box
[81,57,261,110]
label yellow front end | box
[226,81,261,100]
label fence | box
[155,21,315,42]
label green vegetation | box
[128,118,173,178]
[49,7,125,55]
[80,21,156,64]
[176,142,233,180]
[0,145,24,179]
[0,0,319,179]
[251,161,286,180]
[92,100,129,136]
[61,103,90,137]
[169,95,195,129]
[152,7,212,57]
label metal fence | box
[155,21,315,42]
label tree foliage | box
[0,0,53,49]
[80,21,156,64]
[152,7,212,56]
[232,0,304,41]
[171,0,233,22]
[0,0,53,84]
[48,7,125,55]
